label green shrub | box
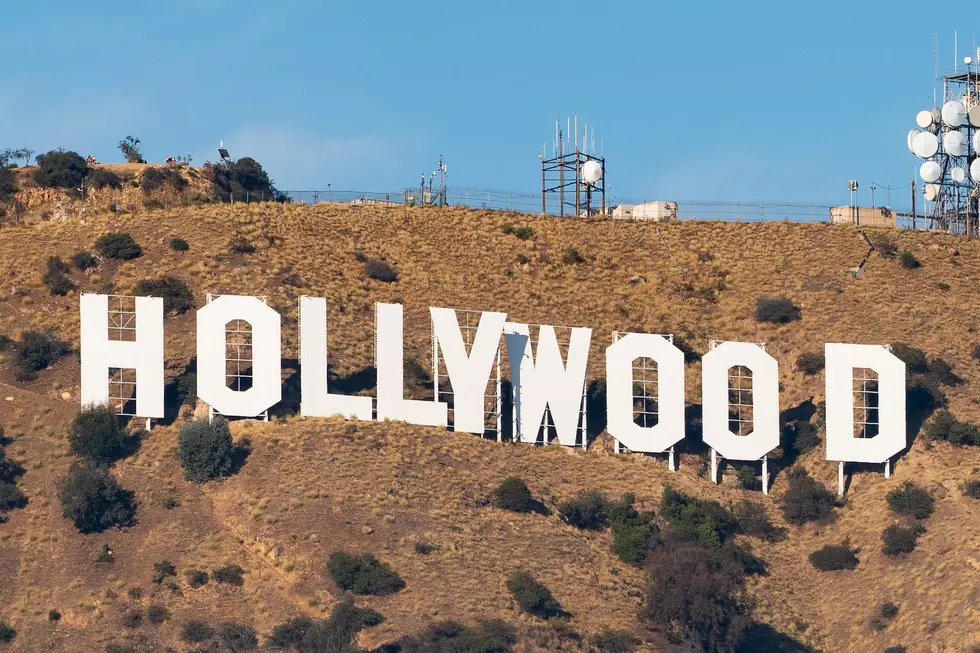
[48,609,60,622]
[609,494,657,566]
[898,251,920,269]
[152,560,176,584]
[558,490,611,530]
[870,601,900,631]
[889,343,928,374]
[562,247,586,265]
[364,258,398,282]
[0,619,13,643]
[169,237,189,251]
[177,417,235,483]
[95,232,142,260]
[808,543,859,571]
[134,276,194,315]
[57,462,136,533]
[213,564,245,586]
[43,256,74,296]
[884,647,907,653]
[327,552,405,595]
[735,465,761,491]
[34,150,88,189]
[589,627,636,653]
[119,136,144,164]
[268,615,315,648]
[885,482,934,519]
[779,467,837,525]
[0,482,27,511]
[795,351,825,375]
[506,570,562,619]
[415,540,438,555]
[14,330,70,380]
[881,523,925,556]
[390,619,517,653]
[925,409,980,446]
[185,569,208,588]
[511,226,535,240]
[754,296,801,323]
[269,597,382,650]
[209,157,276,199]
[228,236,255,254]
[71,250,97,270]
[733,501,784,542]
[86,167,123,189]
[180,620,215,643]
[492,477,534,512]
[215,622,258,649]
[660,487,738,549]
[121,610,143,628]
[68,405,125,464]
[144,605,167,625]
[140,167,187,194]
[963,480,980,499]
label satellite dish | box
[907,129,921,153]
[582,160,602,184]
[973,131,980,154]
[920,160,942,182]
[924,184,940,201]
[972,159,980,183]
[847,180,859,191]
[968,105,980,128]
[915,110,933,128]
[942,100,967,126]
[952,167,966,182]
[912,131,939,158]
[944,130,968,156]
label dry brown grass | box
[0,203,978,651]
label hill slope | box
[0,203,978,652]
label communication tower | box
[541,116,606,217]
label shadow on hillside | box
[160,357,197,426]
[585,378,606,447]
[768,398,819,485]
[737,623,820,652]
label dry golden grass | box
[0,202,978,651]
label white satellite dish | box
[969,105,980,128]
[915,110,933,128]
[944,130,968,156]
[912,131,939,158]
[942,100,967,126]
[582,160,602,184]
[973,131,980,154]
[972,159,980,183]
[952,167,966,182]
[907,129,920,153]
[920,160,942,182]
[924,184,940,201]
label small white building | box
[610,201,678,221]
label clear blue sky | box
[0,1,967,207]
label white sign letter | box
[825,343,906,463]
[197,295,281,417]
[80,294,164,418]
[702,341,779,460]
[431,308,507,434]
[375,303,448,427]
[606,333,684,453]
[299,297,372,421]
[504,323,591,446]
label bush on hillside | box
[0,482,27,512]
[68,405,125,464]
[512,226,535,240]
[95,232,142,260]
[642,540,751,652]
[889,343,928,374]
[735,465,762,491]
[782,419,820,457]
[0,619,15,643]
[733,501,785,542]
[364,258,398,283]
[169,237,189,251]
[185,569,209,588]
[872,235,899,259]
[180,621,215,643]
[779,467,837,525]
[119,136,144,164]
[883,647,907,653]
[43,256,74,296]
[214,623,258,650]
[754,296,801,323]
[269,597,382,651]
[70,249,97,270]
[492,477,535,512]
[327,552,405,595]
[898,251,920,269]
[212,564,245,586]
[881,523,925,556]
[134,276,194,315]
[33,150,88,189]
[14,330,70,380]
[885,482,934,519]
[388,619,517,653]
[0,166,15,205]
[0,448,25,484]
[152,560,176,584]
[610,493,657,566]
[558,490,611,531]
[268,616,315,649]
[562,247,586,265]
[86,167,123,190]
[963,480,980,499]
[209,157,277,199]
[795,351,825,376]
[808,542,859,571]
[141,167,187,194]
[925,409,980,446]
[589,628,637,653]
[228,236,255,254]
[58,462,136,533]
[146,605,168,624]
[660,486,738,549]
[177,416,235,483]
[506,570,562,620]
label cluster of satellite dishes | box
[908,91,980,201]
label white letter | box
[825,343,906,463]
[504,323,591,446]
[197,295,281,417]
[606,333,684,453]
[299,297,372,420]
[431,307,507,434]
[80,294,164,418]
[702,341,779,460]
[375,303,447,426]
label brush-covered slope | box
[0,203,978,652]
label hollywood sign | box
[78,294,906,493]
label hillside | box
[0,202,979,652]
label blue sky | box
[0,1,968,207]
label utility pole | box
[911,179,917,231]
